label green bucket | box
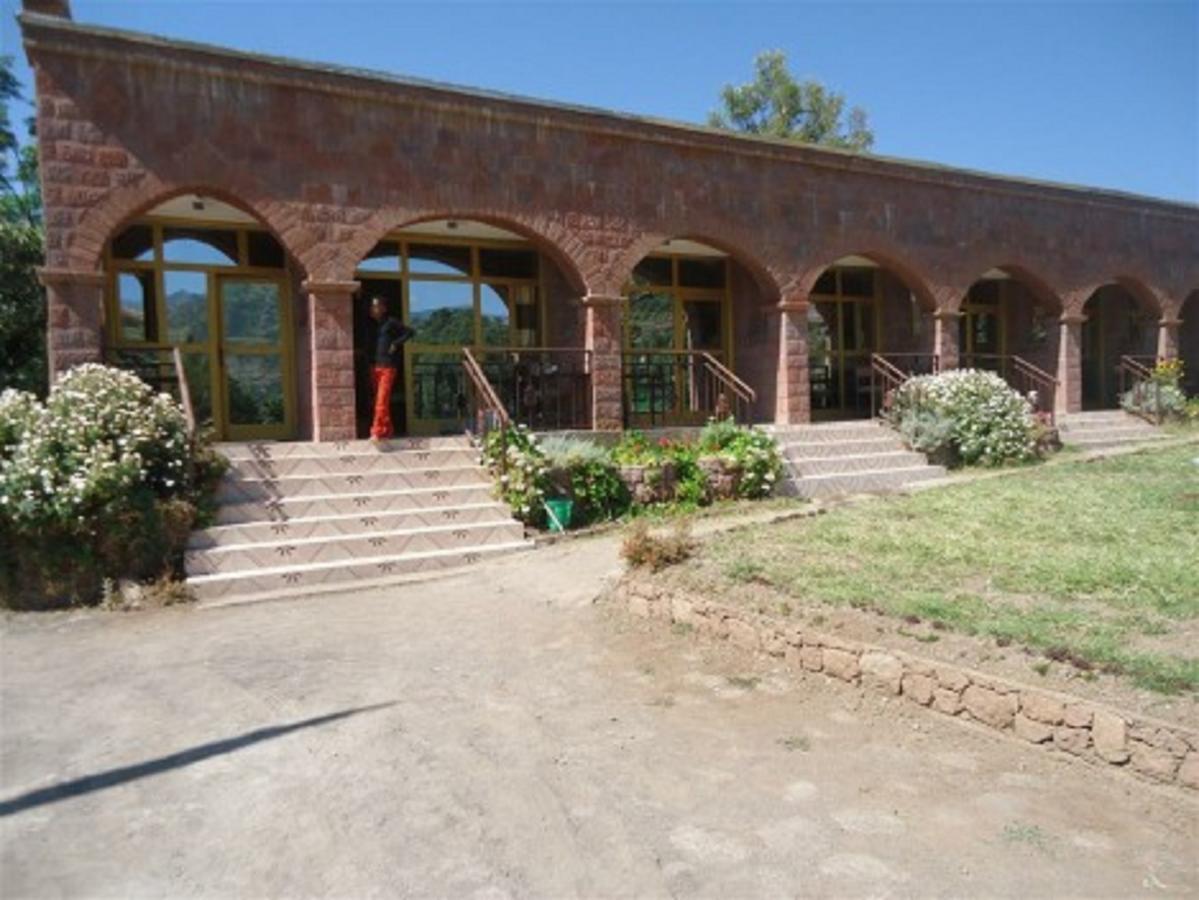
[544,498,574,533]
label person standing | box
[368,296,414,441]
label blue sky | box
[3,0,1196,202]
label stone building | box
[20,0,1199,442]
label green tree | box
[1,54,46,395]
[708,50,874,152]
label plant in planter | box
[613,432,677,504]
[539,436,630,526]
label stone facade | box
[19,2,1199,438]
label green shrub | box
[479,425,549,525]
[888,369,1036,466]
[0,364,226,609]
[896,409,958,467]
[1122,382,1187,421]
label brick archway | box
[605,229,783,302]
[955,263,1064,315]
[793,248,941,311]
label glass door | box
[217,276,295,441]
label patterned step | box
[190,502,512,550]
[216,465,487,503]
[771,421,889,443]
[789,450,930,477]
[188,541,532,604]
[217,435,471,459]
[214,483,498,526]
[225,446,480,479]
[779,437,901,458]
[185,519,527,576]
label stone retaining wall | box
[611,576,1199,792]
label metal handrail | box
[1010,355,1059,424]
[700,351,756,422]
[1118,355,1163,425]
[621,349,755,424]
[869,353,909,419]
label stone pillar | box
[1056,313,1086,415]
[1158,318,1182,361]
[38,267,106,382]
[773,296,810,425]
[933,309,962,370]
[303,279,359,443]
[582,293,623,431]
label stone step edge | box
[610,577,1198,792]
[789,464,944,484]
[194,501,508,539]
[780,437,900,450]
[221,446,479,463]
[189,518,526,558]
[222,463,485,486]
[788,450,921,466]
[186,539,534,586]
[194,545,534,610]
[218,481,496,509]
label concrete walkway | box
[2,530,1196,898]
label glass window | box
[840,268,874,298]
[162,228,239,266]
[407,243,471,277]
[182,352,213,426]
[510,285,539,347]
[112,225,155,262]
[356,241,401,273]
[683,300,723,350]
[479,284,512,347]
[813,270,837,295]
[632,256,672,287]
[163,270,209,344]
[678,257,726,289]
[479,248,537,279]
[117,271,157,341]
[408,280,474,345]
[247,231,285,269]
[220,280,282,345]
[970,280,1001,305]
[225,354,286,426]
[628,291,674,349]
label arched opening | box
[1080,282,1160,409]
[350,218,588,436]
[959,267,1061,410]
[1181,290,1199,396]
[103,192,300,440]
[807,256,934,420]
[622,238,771,426]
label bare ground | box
[1,532,1196,898]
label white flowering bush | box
[888,369,1037,466]
[479,424,550,526]
[0,364,226,608]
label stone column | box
[932,309,962,371]
[303,279,359,443]
[1158,318,1182,361]
[38,267,106,382]
[1056,313,1086,415]
[773,295,810,425]
[582,293,624,431]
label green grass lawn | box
[681,443,1199,694]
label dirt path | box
[2,534,1196,898]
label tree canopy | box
[708,50,874,152]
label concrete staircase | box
[772,420,948,499]
[186,436,531,605]
[1057,410,1168,451]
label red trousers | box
[370,365,398,439]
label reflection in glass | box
[408,280,474,345]
[628,291,674,349]
[118,271,157,341]
[632,256,672,286]
[683,300,722,350]
[479,284,512,346]
[163,270,208,343]
[510,285,538,347]
[225,354,286,425]
[356,241,401,273]
[182,352,213,425]
[408,243,471,276]
[162,228,239,266]
[479,248,536,279]
[410,351,464,421]
[808,302,840,410]
[220,280,281,345]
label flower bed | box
[0,365,226,609]
[478,418,785,530]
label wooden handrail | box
[171,346,197,437]
[700,352,756,405]
[1010,355,1058,386]
[462,347,510,429]
[1119,354,1155,379]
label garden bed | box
[648,442,1199,727]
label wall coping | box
[19,12,1199,224]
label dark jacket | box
[374,318,414,368]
